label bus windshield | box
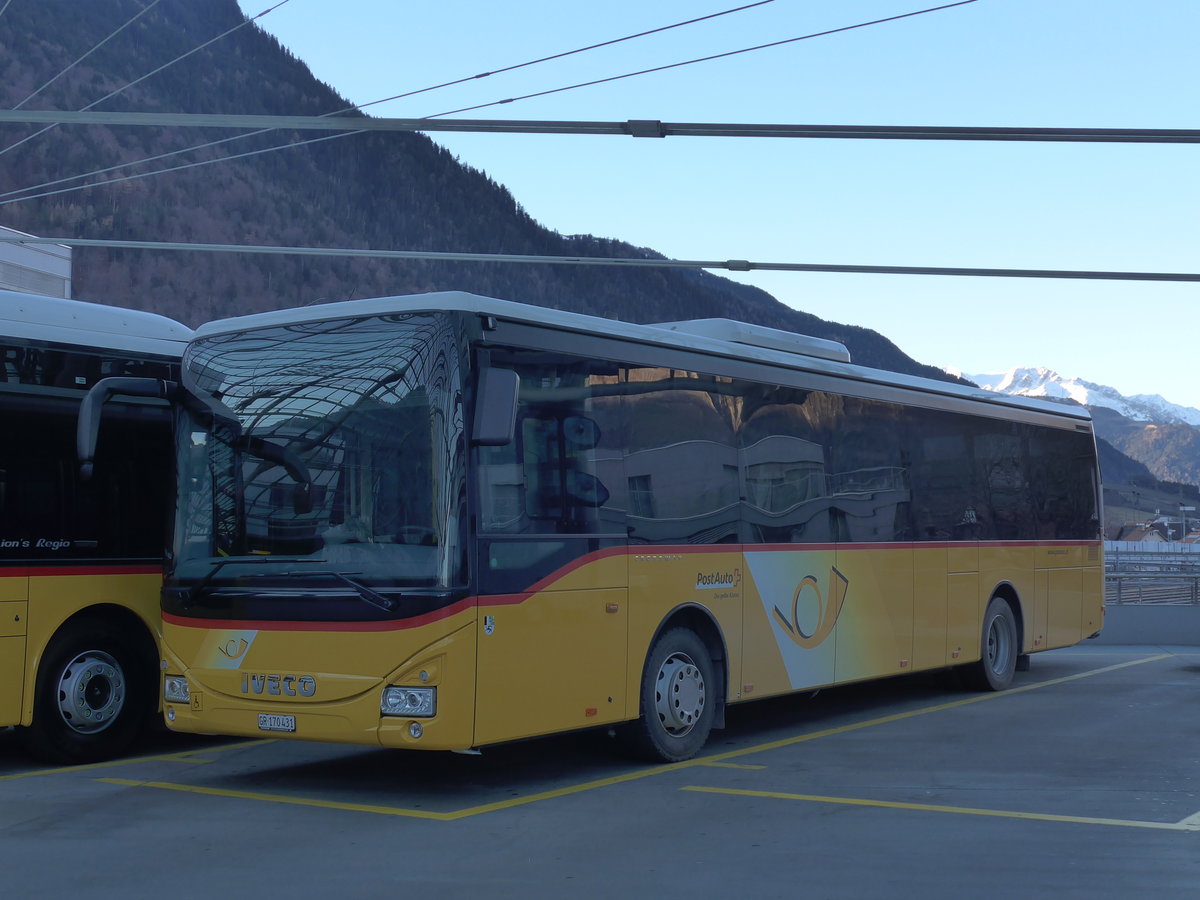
[171,312,466,610]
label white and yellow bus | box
[108,292,1101,762]
[1,289,190,762]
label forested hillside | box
[0,0,955,381]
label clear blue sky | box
[237,0,1199,408]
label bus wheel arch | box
[20,607,158,764]
[623,606,727,763]
[963,588,1022,692]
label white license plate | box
[258,713,295,733]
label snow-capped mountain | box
[949,366,1200,427]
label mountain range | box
[1,0,1195,516]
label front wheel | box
[962,597,1018,692]
[623,628,717,763]
[20,620,154,764]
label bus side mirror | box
[472,367,520,447]
[77,376,177,481]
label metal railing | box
[1105,546,1200,605]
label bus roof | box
[0,289,192,356]
[192,291,1092,423]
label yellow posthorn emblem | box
[772,567,849,649]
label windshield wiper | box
[327,572,398,612]
[180,556,328,609]
[178,559,396,613]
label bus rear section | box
[1,289,188,763]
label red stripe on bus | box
[162,596,476,633]
[0,564,163,577]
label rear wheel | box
[20,620,154,764]
[963,597,1018,691]
[624,628,716,763]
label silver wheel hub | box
[986,616,1012,675]
[654,651,705,737]
[55,650,125,735]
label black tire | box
[962,597,1018,692]
[623,628,717,763]
[19,619,155,764]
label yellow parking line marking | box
[73,653,1171,820]
[681,786,1200,833]
[697,762,767,770]
[100,777,455,820]
[0,739,273,782]
[1178,810,1200,827]
[100,764,704,820]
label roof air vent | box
[653,318,851,363]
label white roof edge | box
[0,288,192,354]
[192,291,1093,423]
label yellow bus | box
[104,292,1102,762]
[1,289,190,763]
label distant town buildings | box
[0,225,71,298]
[1114,517,1200,544]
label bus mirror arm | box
[77,376,179,481]
[238,435,314,514]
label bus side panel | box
[0,579,27,724]
[834,545,915,683]
[912,547,948,671]
[1082,563,1104,638]
[1046,567,1085,650]
[1033,569,1050,652]
[741,548,837,696]
[947,573,979,664]
[475,583,628,747]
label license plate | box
[258,713,295,733]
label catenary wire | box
[0,0,294,159]
[432,1,979,117]
[1,235,1196,283]
[12,0,166,110]
[2,118,1197,209]
[0,1,977,204]
[0,0,778,202]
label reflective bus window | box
[477,353,623,537]
[0,394,170,560]
[621,368,740,545]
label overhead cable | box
[357,0,780,112]
[2,235,1196,283]
[12,0,166,110]
[0,1,978,202]
[431,1,980,117]
[0,0,294,159]
[0,0,778,202]
[2,110,1197,142]
[3,116,1196,209]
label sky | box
[235,0,1200,408]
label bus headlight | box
[381,686,435,717]
[164,675,191,704]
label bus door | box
[472,371,629,746]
